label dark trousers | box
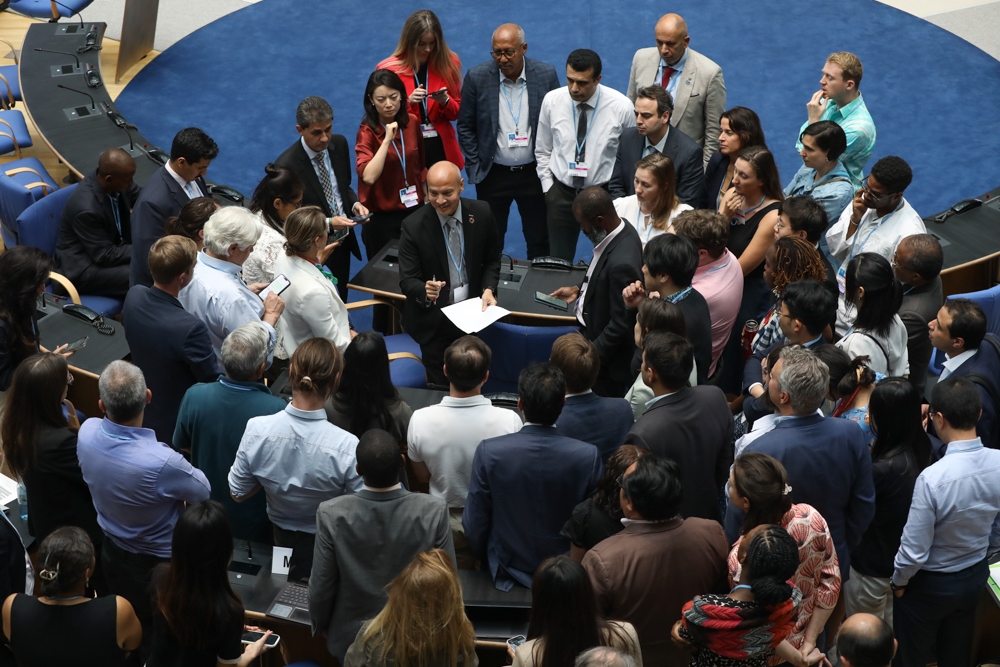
[419,319,466,388]
[272,524,316,584]
[476,162,548,259]
[74,264,131,299]
[102,536,168,664]
[544,178,581,261]
[892,558,989,667]
[362,209,411,333]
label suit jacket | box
[702,150,729,212]
[54,170,141,285]
[579,223,643,394]
[121,285,220,447]
[398,199,501,345]
[626,47,726,164]
[899,277,943,394]
[947,339,1000,447]
[727,414,876,575]
[130,167,208,287]
[608,126,706,208]
[0,517,26,606]
[463,425,603,589]
[583,518,729,667]
[274,135,362,260]
[457,57,560,185]
[309,488,455,661]
[625,386,733,521]
[273,253,351,355]
[556,392,634,461]
[629,288,713,386]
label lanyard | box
[947,442,982,455]
[703,255,731,275]
[848,200,904,261]
[443,223,465,284]
[381,123,408,187]
[100,424,135,441]
[412,72,429,120]
[732,195,765,226]
[730,584,753,593]
[295,252,338,285]
[109,195,122,239]
[571,87,601,160]
[665,285,693,304]
[501,78,526,132]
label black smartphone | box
[534,291,569,311]
[350,212,373,223]
[330,227,350,243]
[64,336,89,352]
[241,631,280,648]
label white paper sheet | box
[442,298,510,334]
[0,475,18,508]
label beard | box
[585,227,608,246]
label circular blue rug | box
[115,0,1000,264]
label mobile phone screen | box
[260,274,291,300]
[241,631,280,647]
[330,227,350,243]
[534,291,569,311]
[65,336,89,352]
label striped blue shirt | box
[796,92,876,188]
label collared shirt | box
[179,252,277,368]
[577,221,625,325]
[691,249,744,375]
[363,483,403,492]
[746,335,824,394]
[795,93,876,187]
[229,404,363,533]
[939,349,977,382]
[643,127,670,156]
[893,438,1000,586]
[535,84,636,191]
[644,389,678,410]
[495,66,533,166]
[301,136,346,216]
[77,417,211,558]
[565,390,594,398]
[655,48,688,100]
[165,161,204,198]
[435,202,469,302]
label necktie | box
[445,218,465,300]
[645,144,659,156]
[661,65,676,89]
[183,181,199,199]
[313,153,341,216]
[575,103,589,189]
[109,195,122,241]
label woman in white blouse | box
[613,153,691,247]
[244,164,305,286]
[274,207,355,356]
[835,253,909,377]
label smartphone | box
[241,631,280,648]
[260,274,291,300]
[507,635,527,650]
[330,227,350,243]
[534,291,569,312]
[350,212,373,223]
[64,336,89,352]
[432,87,448,94]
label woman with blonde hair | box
[344,549,477,667]
[377,9,463,169]
[613,153,692,247]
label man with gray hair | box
[726,346,876,593]
[77,360,211,660]
[173,322,286,542]
[179,206,285,368]
[575,647,637,667]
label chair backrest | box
[17,183,76,256]
[0,173,36,247]
[928,284,1000,375]
[479,322,580,393]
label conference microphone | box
[78,25,102,54]
[85,63,101,88]
[57,83,95,110]
[104,102,134,150]
[50,0,85,29]
[33,47,81,69]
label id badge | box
[507,132,530,148]
[836,265,847,294]
[569,161,588,176]
[421,123,439,138]
[399,185,419,208]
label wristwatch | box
[889,580,905,593]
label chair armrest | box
[345,299,387,311]
[0,118,20,159]
[0,40,18,65]
[0,72,13,110]
[388,352,422,363]
[48,272,82,305]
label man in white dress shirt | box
[535,49,635,261]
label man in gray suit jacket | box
[626,14,726,165]
[457,24,560,258]
[308,430,455,661]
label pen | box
[432,274,437,304]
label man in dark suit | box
[775,195,837,286]
[457,23,560,258]
[54,148,141,298]
[398,161,501,387]
[727,346,876,581]
[551,332,633,461]
[929,299,1000,447]
[274,96,366,300]
[609,85,704,208]
[893,234,944,395]
[551,187,643,397]
[130,127,217,287]
[121,235,220,448]
[625,332,732,522]
[464,363,602,590]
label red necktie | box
[661,66,675,89]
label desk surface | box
[925,185,1000,272]
[36,294,130,378]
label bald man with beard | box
[55,147,141,298]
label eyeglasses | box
[373,94,401,104]
[490,47,522,60]
[860,176,896,205]
[890,252,911,272]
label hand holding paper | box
[443,297,510,334]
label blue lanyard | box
[443,222,465,284]
[412,72,429,119]
[381,123,407,187]
[665,285,693,304]
[100,424,135,441]
[501,78,526,132]
[730,584,753,593]
[731,195,765,226]
[571,87,601,160]
[848,200,904,261]
[220,378,257,392]
[109,195,122,239]
[703,255,731,275]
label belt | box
[492,161,535,172]
[553,177,609,194]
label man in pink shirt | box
[673,210,743,378]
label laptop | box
[264,582,311,625]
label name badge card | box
[507,132,530,148]
[400,185,419,208]
[569,161,588,176]
[836,266,847,294]
[421,123,439,138]
[272,547,293,576]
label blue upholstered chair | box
[0,109,33,158]
[0,39,22,110]
[928,284,1000,376]
[0,157,57,248]
[479,321,580,393]
[7,0,95,21]
[343,299,426,388]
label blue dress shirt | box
[893,438,1000,586]
[77,417,211,558]
[228,404,363,533]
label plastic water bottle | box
[16,479,27,522]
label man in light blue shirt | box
[179,206,285,367]
[891,377,1000,667]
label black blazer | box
[899,277,943,394]
[578,223,643,394]
[274,136,361,260]
[625,385,734,521]
[702,150,729,213]
[398,199,501,345]
[121,285,220,447]
[129,166,208,287]
[609,126,706,208]
[54,170,141,285]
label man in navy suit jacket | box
[464,363,602,590]
[551,332,633,460]
[457,24,560,257]
[609,85,705,208]
[727,346,875,580]
[130,128,217,287]
[122,236,220,448]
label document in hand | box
[442,298,510,334]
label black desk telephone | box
[64,303,114,335]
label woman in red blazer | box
[377,9,463,170]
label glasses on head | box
[373,94,401,105]
[861,176,895,204]
[490,47,521,60]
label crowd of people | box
[0,7,999,667]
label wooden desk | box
[926,186,1000,296]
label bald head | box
[838,613,896,667]
[428,161,462,187]
[96,148,137,195]
[427,161,464,217]
[492,23,527,78]
[654,13,690,66]
[492,23,524,45]
[573,186,620,238]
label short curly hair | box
[772,236,828,294]
[870,156,912,194]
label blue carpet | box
[115,0,1000,279]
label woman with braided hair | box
[671,523,801,667]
